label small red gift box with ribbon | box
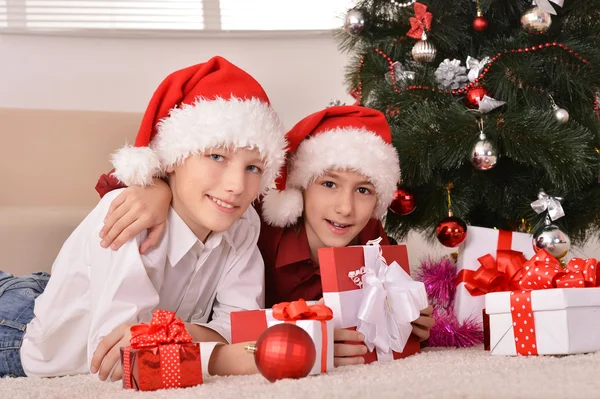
[485,250,600,356]
[120,310,202,391]
[455,227,536,325]
[230,299,334,375]
[319,239,427,363]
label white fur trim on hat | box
[110,145,161,187]
[112,96,287,193]
[263,127,400,227]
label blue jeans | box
[0,271,50,377]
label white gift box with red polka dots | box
[485,288,600,355]
[455,227,535,325]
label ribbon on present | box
[406,2,433,39]
[518,250,599,289]
[123,310,194,390]
[531,190,565,221]
[353,238,428,358]
[455,230,528,296]
[509,250,598,355]
[466,56,490,83]
[272,299,333,373]
[535,0,565,15]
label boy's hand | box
[99,179,171,253]
[411,305,435,341]
[90,323,133,382]
[333,328,367,367]
[316,298,366,367]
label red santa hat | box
[111,56,286,194]
[262,105,400,227]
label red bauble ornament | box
[435,216,468,247]
[465,86,489,108]
[472,16,489,32]
[389,187,416,215]
[251,324,316,382]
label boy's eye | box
[322,181,336,189]
[209,154,224,162]
[247,165,263,174]
[357,187,372,195]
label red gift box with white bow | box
[319,239,428,363]
[485,250,600,356]
[120,310,202,391]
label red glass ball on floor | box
[436,216,468,247]
[473,16,489,32]
[254,324,316,382]
[389,187,416,215]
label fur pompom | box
[110,145,161,187]
[261,188,304,227]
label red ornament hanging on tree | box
[389,186,416,215]
[435,184,467,247]
[245,323,316,382]
[473,16,488,32]
[465,86,489,108]
[472,1,488,32]
[436,215,468,247]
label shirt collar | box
[166,207,235,266]
[275,223,313,268]
[274,219,384,269]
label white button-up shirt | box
[21,189,265,378]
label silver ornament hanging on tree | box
[530,189,570,260]
[533,224,571,260]
[471,120,498,170]
[521,5,552,34]
[412,32,436,63]
[435,59,469,90]
[344,9,366,36]
[549,94,569,124]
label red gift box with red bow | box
[120,310,202,391]
[485,250,600,356]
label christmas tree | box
[338,0,600,256]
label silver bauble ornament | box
[533,224,571,260]
[471,132,498,170]
[521,6,552,34]
[411,32,437,63]
[344,9,366,36]
[553,107,569,124]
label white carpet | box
[2,346,599,399]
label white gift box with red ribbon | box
[455,226,535,324]
[230,302,334,375]
[485,250,600,356]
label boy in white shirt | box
[0,56,287,380]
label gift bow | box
[466,56,490,83]
[406,2,433,39]
[519,249,599,289]
[531,190,565,221]
[130,310,192,349]
[456,249,527,296]
[535,0,565,15]
[272,299,333,321]
[355,239,428,354]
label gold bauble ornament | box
[411,32,437,63]
[521,6,552,34]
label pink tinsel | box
[428,308,484,348]
[415,256,484,348]
[414,257,457,309]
